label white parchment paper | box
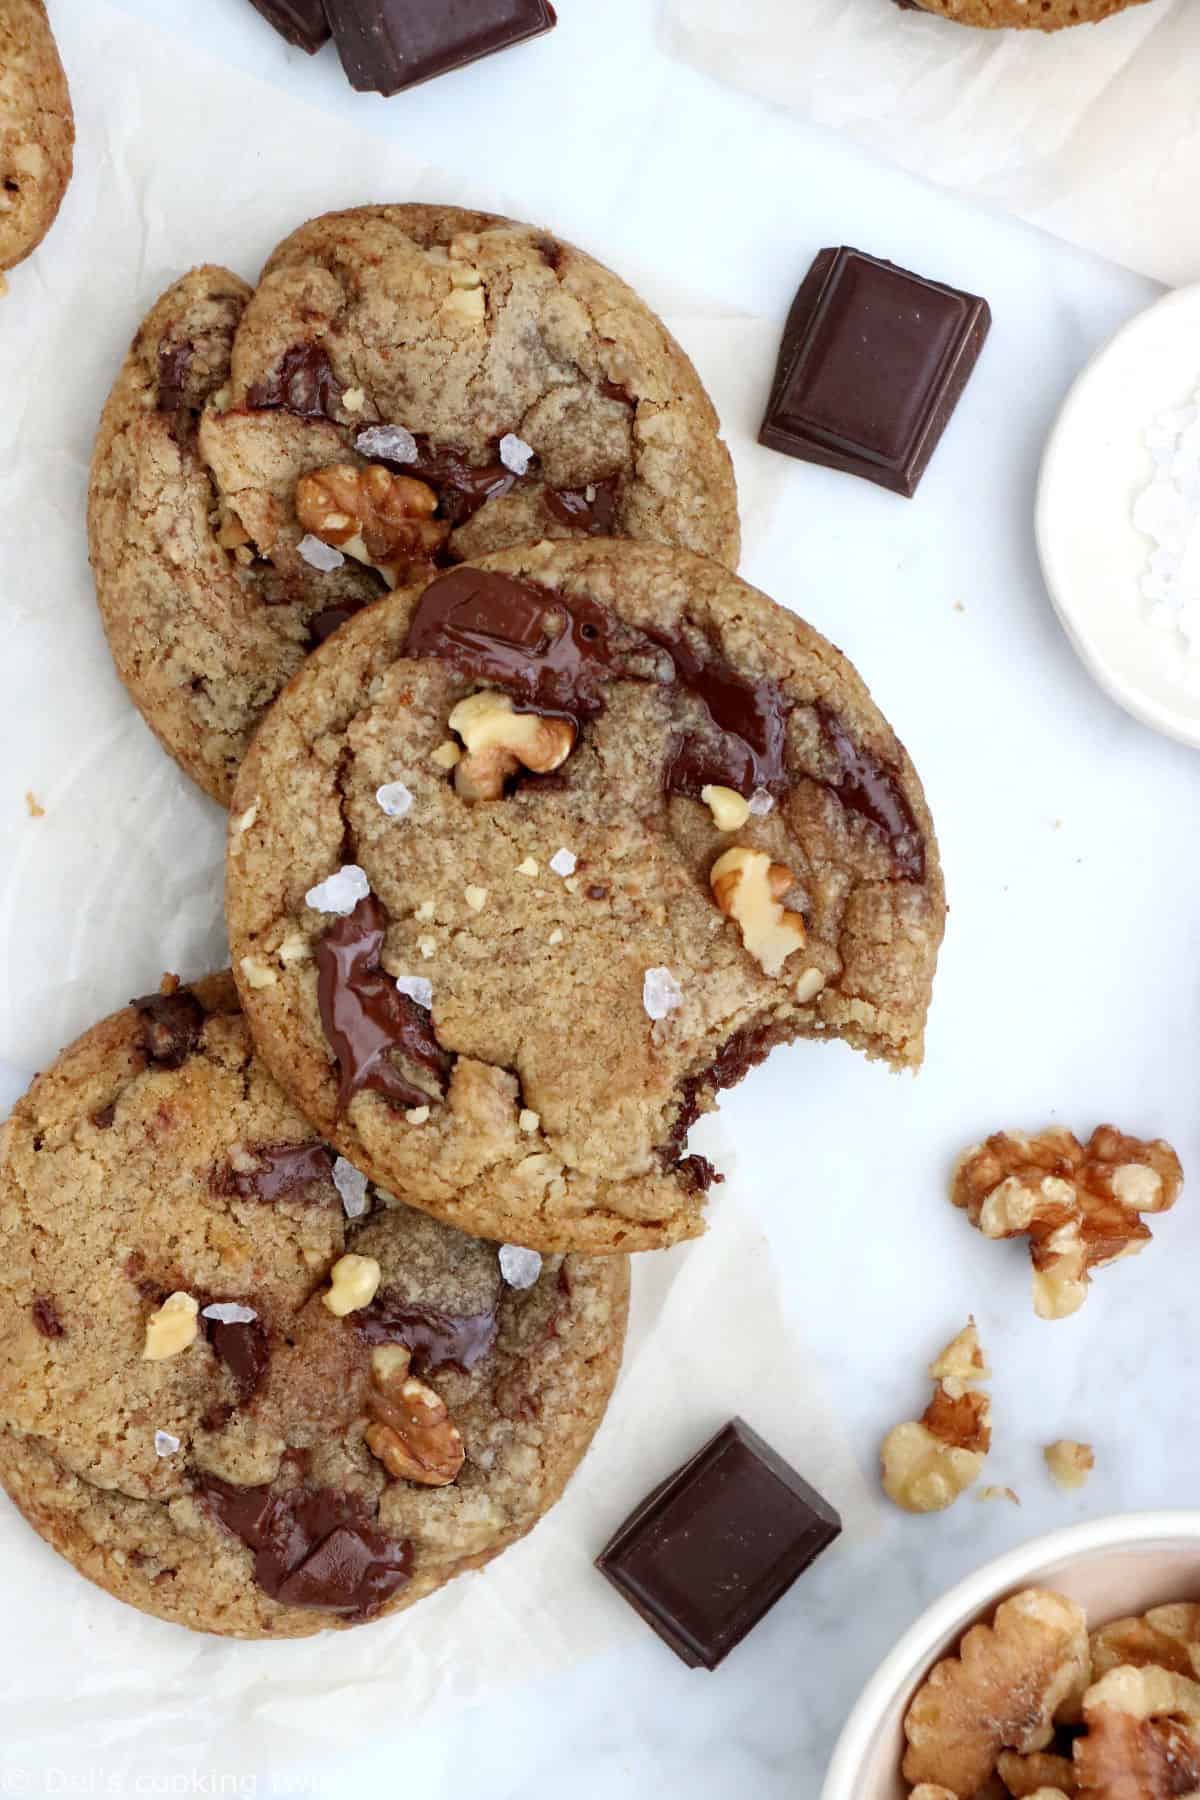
[0,6,872,1780]
[661,0,1200,288]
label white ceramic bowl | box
[821,1511,1200,1800]
[1036,282,1200,751]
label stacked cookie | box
[0,205,945,1636]
[898,0,1152,26]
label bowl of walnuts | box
[821,1511,1200,1799]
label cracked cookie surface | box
[0,974,628,1637]
[0,0,73,276]
[225,539,945,1255]
[88,204,740,804]
[900,0,1150,28]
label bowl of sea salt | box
[1037,283,1200,749]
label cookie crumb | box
[499,1244,542,1289]
[356,424,417,465]
[376,781,414,819]
[332,1157,369,1219]
[395,975,433,1010]
[297,533,345,573]
[24,791,44,819]
[643,966,683,1021]
[305,864,370,915]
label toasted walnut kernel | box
[405,1106,431,1125]
[700,784,751,831]
[519,1108,540,1134]
[978,1486,1021,1506]
[881,1320,991,1514]
[1090,1605,1200,1684]
[1044,1440,1095,1492]
[295,463,448,587]
[142,1291,200,1361]
[997,1751,1077,1797]
[794,967,826,1004]
[710,846,807,978]
[431,740,463,770]
[902,1588,1090,1796]
[448,691,576,800]
[910,1789,959,1800]
[365,1342,465,1487]
[951,1126,1183,1320]
[321,1253,382,1318]
[1075,1664,1200,1799]
[238,955,277,990]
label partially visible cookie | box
[0,974,628,1637]
[88,205,740,804]
[899,0,1151,28]
[0,0,72,279]
[225,539,945,1255]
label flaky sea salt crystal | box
[549,847,577,877]
[643,966,682,1021]
[305,864,369,915]
[202,1302,257,1325]
[1135,384,1200,658]
[748,789,774,817]
[356,424,418,464]
[499,1244,542,1289]
[396,974,433,1010]
[154,1430,181,1458]
[333,1157,370,1219]
[297,533,345,573]
[376,781,414,819]
[498,433,535,476]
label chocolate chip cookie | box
[225,539,946,1255]
[0,973,627,1637]
[88,205,740,805]
[898,0,1150,26]
[0,0,73,280]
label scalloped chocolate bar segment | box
[760,247,990,497]
[324,0,557,96]
[595,1419,841,1669]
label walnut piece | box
[951,1126,1183,1320]
[1090,1606,1200,1684]
[142,1291,199,1361]
[294,463,448,587]
[321,1253,382,1318]
[448,691,576,800]
[882,1320,991,1515]
[364,1344,464,1488]
[998,1749,1079,1795]
[1075,1665,1200,1799]
[700,784,751,831]
[710,846,807,978]
[1044,1440,1095,1493]
[903,1588,1091,1796]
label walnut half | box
[881,1319,991,1515]
[951,1126,1183,1320]
[364,1344,464,1488]
[902,1588,1090,1796]
[1075,1664,1200,1799]
[295,462,448,587]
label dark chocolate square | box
[595,1419,841,1670]
[324,0,557,97]
[760,247,990,497]
[246,0,331,53]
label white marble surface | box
[3,0,1197,1794]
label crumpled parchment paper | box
[0,5,872,1783]
[661,0,1200,288]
